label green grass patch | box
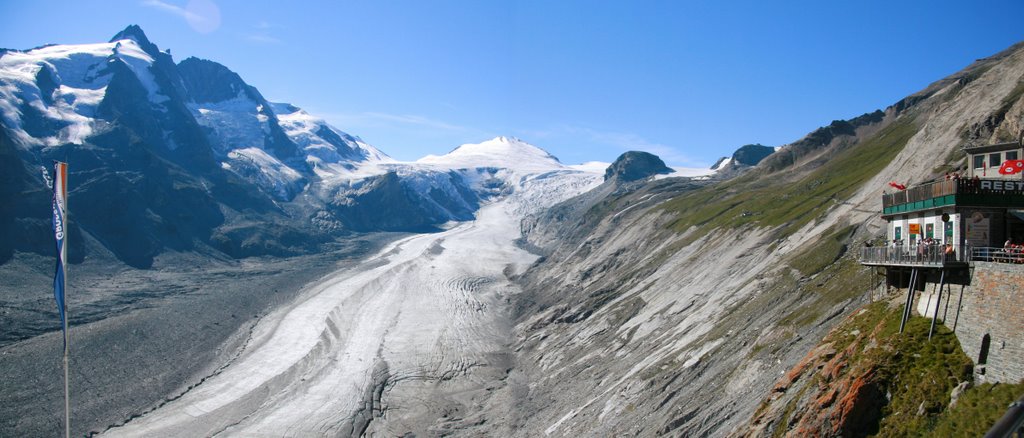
[661,119,917,242]
[773,296,1020,436]
[930,381,1024,437]
[872,316,975,436]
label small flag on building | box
[998,159,1024,175]
[51,161,68,347]
[888,181,907,191]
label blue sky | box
[2,1,1023,167]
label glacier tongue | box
[101,166,601,437]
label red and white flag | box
[888,181,907,191]
[998,159,1024,175]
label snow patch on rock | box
[0,38,165,147]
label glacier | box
[102,155,603,437]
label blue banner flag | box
[52,161,68,347]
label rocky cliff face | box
[739,301,953,437]
[504,41,1024,436]
[736,297,1024,438]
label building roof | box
[962,141,1022,154]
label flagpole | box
[63,190,70,438]
[63,295,69,438]
[63,161,70,438]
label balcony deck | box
[859,245,1024,268]
[883,178,1024,215]
[860,244,970,268]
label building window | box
[990,153,1002,167]
[974,155,985,169]
[1008,151,1019,161]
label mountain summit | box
[0,27,603,267]
[603,150,673,181]
[109,24,160,56]
[417,136,564,172]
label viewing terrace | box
[860,243,971,268]
[860,244,1024,268]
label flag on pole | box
[52,161,68,347]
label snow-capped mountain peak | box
[109,24,159,55]
[417,136,564,172]
[0,34,167,147]
[1,26,606,267]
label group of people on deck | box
[944,171,964,180]
[1002,238,1024,263]
[939,171,995,195]
[888,237,957,261]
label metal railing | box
[860,243,971,267]
[972,247,1024,264]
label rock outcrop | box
[738,299,977,437]
[603,150,673,181]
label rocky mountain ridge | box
[0,26,602,269]
[499,40,1024,436]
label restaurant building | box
[860,140,1024,384]
[881,141,1024,251]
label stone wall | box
[915,262,1024,383]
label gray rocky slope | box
[491,42,1024,436]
